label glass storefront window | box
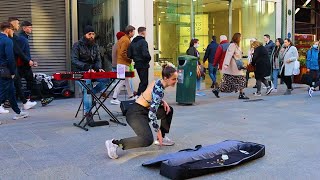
[154,0,277,65]
[77,0,128,70]
[153,0,204,66]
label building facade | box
[0,0,293,88]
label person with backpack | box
[212,35,230,89]
[307,41,320,97]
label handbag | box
[246,63,255,72]
[0,66,11,79]
[196,64,205,79]
[235,59,244,70]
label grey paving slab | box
[1,83,320,179]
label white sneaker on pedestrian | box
[154,136,175,146]
[128,95,138,100]
[266,87,273,95]
[105,139,119,159]
[110,99,121,105]
[0,104,9,114]
[308,87,314,97]
[253,92,262,97]
[13,111,29,120]
[23,100,37,110]
[272,89,278,93]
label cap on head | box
[83,25,94,35]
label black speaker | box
[120,100,135,116]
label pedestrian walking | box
[212,33,249,99]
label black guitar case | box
[142,140,265,180]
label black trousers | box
[119,103,173,150]
[136,68,149,96]
[14,67,44,102]
[281,67,292,90]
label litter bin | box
[176,55,198,105]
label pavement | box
[1,81,320,180]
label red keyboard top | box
[53,71,135,80]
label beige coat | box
[222,43,243,76]
[279,46,299,76]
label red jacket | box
[213,40,230,70]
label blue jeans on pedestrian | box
[77,79,109,113]
[0,78,21,114]
[208,64,217,84]
[272,69,280,89]
[196,77,202,91]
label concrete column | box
[128,0,154,92]
[286,0,293,39]
[275,0,282,38]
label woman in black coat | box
[251,41,272,96]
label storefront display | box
[295,33,316,60]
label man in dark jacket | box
[264,34,275,57]
[71,25,107,121]
[0,22,28,119]
[128,27,151,96]
[8,17,37,110]
[263,34,275,87]
[203,36,219,88]
[17,21,54,106]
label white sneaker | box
[110,99,121,105]
[105,139,119,159]
[13,111,29,120]
[308,87,314,97]
[154,136,175,146]
[266,87,273,95]
[272,89,278,93]
[253,92,262,97]
[128,95,138,100]
[0,104,9,114]
[23,100,37,110]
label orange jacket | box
[116,35,132,66]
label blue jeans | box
[272,69,280,89]
[0,78,21,114]
[196,77,202,91]
[208,64,217,83]
[77,79,109,113]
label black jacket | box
[203,40,219,64]
[265,40,275,58]
[71,37,101,71]
[252,45,271,80]
[186,47,200,65]
[128,36,151,69]
[11,34,30,67]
